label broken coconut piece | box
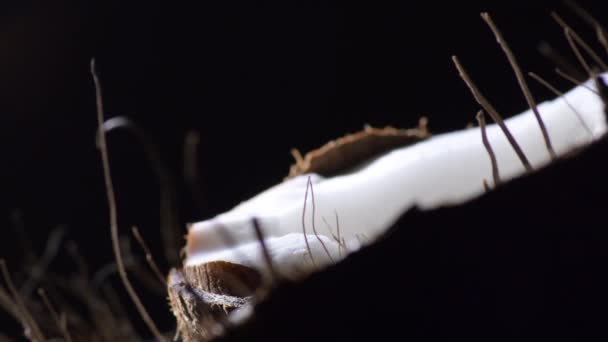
[184,74,607,278]
[171,74,607,342]
[288,119,430,178]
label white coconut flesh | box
[185,74,608,279]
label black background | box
[1,0,607,339]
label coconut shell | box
[287,118,430,178]
[167,262,262,341]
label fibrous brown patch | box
[182,261,262,298]
[168,268,253,342]
[287,118,430,178]
[168,262,262,341]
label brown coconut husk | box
[287,117,430,178]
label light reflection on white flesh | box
[186,74,608,278]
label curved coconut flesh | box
[184,74,607,279]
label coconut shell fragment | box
[182,261,262,298]
[287,117,430,178]
[168,262,262,341]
